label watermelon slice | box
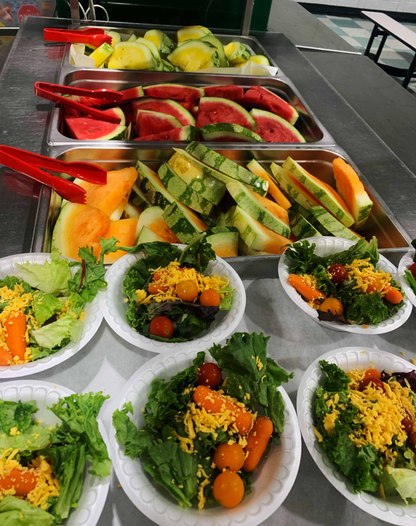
[250,108,305,143]
[243,86,299,125]
[134,125,198,142]
[135,110,182,137]
[203,85,244,101]
[132,98,195,125]
[65,115,127,140]
[143,83,203,102]
[196,97,256,130]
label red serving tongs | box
[34,81,123,123]
[0,145,107,204]
[43,27,112,47]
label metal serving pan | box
[59,26,277,72]
[45,70,333,148]
[32,146,411,279]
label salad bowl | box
[297,346,416,526]
[109,344,302,526]
[100,249,246,353]
[0,253,104,378]
[0,379,110,526]
[398,250,416,309]
[278,236,412,334]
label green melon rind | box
[231,206,276,252]
[137,225,167,243]
[270,163,318,209]
[163,201,208,243]
[200,35,229,67]
[133,98,195,126]
[226,180,290,237]
[198,97,256,129]
[309,206,361,241]
[290,212,322,239]
[167,40,220,71]
[168,149,227,205]
[135,161,174,208]
[283,157,355,227]
[205,230,239,257]
[199,123,264,143]
[136,205,166,239]
[158,163,215,215]
[185,142,268,196]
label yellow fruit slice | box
[177,25,212,43]
[249,54,270,66]
[224,41,251,65]
[107,42,156,70]
[167,40,218,71]
[89,42,114,67]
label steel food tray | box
[45,69,334,149]
[59,25,277,72]
[32,146,411,279]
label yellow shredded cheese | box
[345,258,392,294]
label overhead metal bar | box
[241,0,254,35]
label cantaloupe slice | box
[76,166,138,216]
[51,203,110,261]
[332,157,373,229]
[246,159,292,210]
[136,206,179,243]
[97,217,139,263]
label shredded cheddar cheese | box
[136,261,229,305]
[345,258,392,294]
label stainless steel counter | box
[0,14,415,526]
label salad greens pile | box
[122,237,234,342]
[0,392,110,525]
[0,239,116,363]
[113,332,293,509]
[314,361,416,503]
[285,237,404,325]
[404,239,416,294]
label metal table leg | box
[402,52,416,87]
[364,24,379,56]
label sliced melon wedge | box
[163,200,208,243]
[270,163,319,209]
[247,159,291,209]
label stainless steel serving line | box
[0,14,415,526]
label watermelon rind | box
[163,200,208,243]
[132,97,195,126]
[185,142,268,196]
[270,163,319,210]
[168,149,227,204]
[135,161,175,208]
[226,180,291,237]
[308,206,361,241]
[135,109,182,137]
[199,123,264,143]
[250,108,305,143]
[200,35,229,67]
[243,86,299,125]
[283,156,355,227]
[158,163,215,215]
[205,229,239,258]
[196,97,256,130]
[143,83,203,101]
[167,40,219,71]
[290,211,322,239]
[135,125,198,142]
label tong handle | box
[34,82,121,124]
[0,145,107,185]
[0,149,86,204]
[43,28,112,46]
[35,82,123,102]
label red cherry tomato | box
[149,316,174,339]
[408,262,416,278]
[327,263,348,284]
[197,362,222,388]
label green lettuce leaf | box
[0,496,55,526]
[31,315,83,349]
[31,291,63,326]
[0,400,37,434]
[16,250,71,294]
[382,467,416,503]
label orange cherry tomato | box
[383,286,403,304]
[149,316,174,339]
[212,471,245,508]
[214,443,245,472]
[197,362,222,388]
[0,468,37,496]
[199,289,221,307]
[175,280,198,302]
[147,282,168,295]
[366,279,382,293]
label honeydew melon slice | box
[226,180,290,237]
[283,157,355,227]
[231,206,292,254]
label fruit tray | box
[44,69,333,147]
[32,146,410,279]
[60,26,277,72]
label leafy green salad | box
[404,239,416,295]
[284,237,405,325]
[122,237,235,342]
[314,360,416,503]
[113,332,293,510]
[0,239,116,365]
[0,392,110,525]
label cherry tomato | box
[359,368,384,391]
[327,263,348,284]
[402,416,413,434]
[0,468,37,496]
[200,289,221,307]
[214,443,245,472]
[175,280,198,302]
[408,262,416,278]
[197,362,222,388]
[148,282,168,295]
[149,316,174,339]
[383,286,403,304]
[212,471,245,508]
[366,279,383,293]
